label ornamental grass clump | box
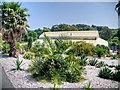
[28,35,85,85]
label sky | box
[21,2,118,29]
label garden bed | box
[0,55,119,88]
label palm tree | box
[0,2,29,57]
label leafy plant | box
[13,58,23,70]
[98,67,113,79]
[83,81,93,90]
[28,36,85,86]
[2,42,10,54]
[23,51,35,60]
[89,59,98,66]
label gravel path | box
[0,55,119,88]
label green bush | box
[28,36,85,84]
[95,45,110,58]
[71,41,95,56]
[98,67,113,79]
[112,71,120,82]
[2,42,10,54]
[23,51,35,60]
[89,59,98,66]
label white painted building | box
[36,31,108,47]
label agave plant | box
[89,58,98,66]
[83,81,93,90]
[98,67,113,79]
[96,61,105,68]
[13,58,23,70]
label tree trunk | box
[9,40,18,57]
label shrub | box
[23,51,35,60]
[115,65,120,71]
[96,61,105,68]
[98,67,113,79]
[28,36,85,85]
[112,71,120,82]
[95,45,110,58]
[89,59,98,66]
[65,55,85,82]
[71,41,95,56]
[2,42,10,54]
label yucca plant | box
[13,58,23,70]
[83,81,93,90]
[89,59,98,66]
[98,67,113,79]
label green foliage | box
[29,36,85,85]
[98,67,113,79]
[109,37,119,46]
[16,42,21,50]
[23,51,35,60]
[99,27,112,41]
[79,54,88,66]
[28,37,33,49]
[117,28,120,41]
[83,81,93,90]
[112,71,120,82]
[13,58,23,70]
[89,59,98,66]
[21,43,28,51]
[95,45,110,58]
[115,65,120,71]
[70,41,95,56]
[65,54,85,82]
[2,42,10,54]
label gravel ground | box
[0,55,119,88]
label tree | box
[29,31,38,41]
[1,2,29,57]
[99,27,112,41]
[117,28,120,41]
